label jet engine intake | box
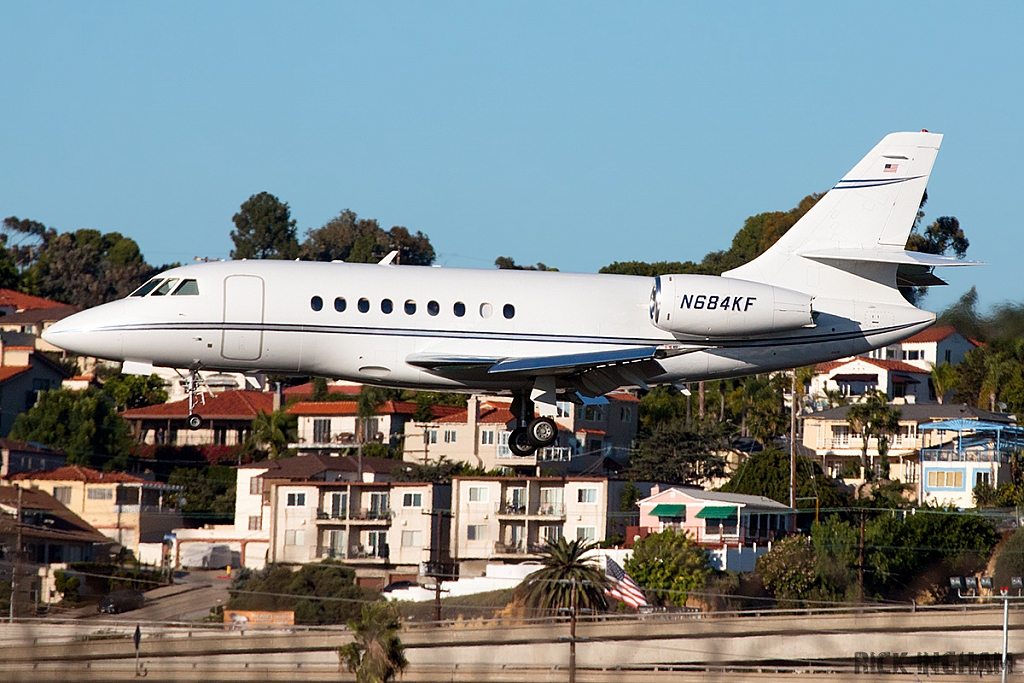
[650,274,813,338]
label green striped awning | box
[650,504,686,518]
[695,506,738,519]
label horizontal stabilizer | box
[800,248,982,267]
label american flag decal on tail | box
[883,163,899,173]
[605,557,648,609]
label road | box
[84,570,231,624]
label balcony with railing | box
[315,508,349,522]
[492,541,548,556]
[920,420,1024,464]
[348,508,394,523]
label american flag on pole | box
[604,557,648,609]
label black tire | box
[527,417,558,448]
[187,414,203,431]
[508,428,535,456]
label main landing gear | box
[508,393,559,457]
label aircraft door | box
[222,275,264,361]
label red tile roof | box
[901,325,977,345]
[285,400,463,418]
[606,392,641,403]
[0,289,68,312]
[0,304,81,325]
[122,390,275,419]
[815,357,927,375]
[0,366,32,383]
[7,464,147,484]
[283,381,362,399]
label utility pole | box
[433,577,443,623]
[9,486,22,623]
[858,510,865,604]
[569,576,578,683]
[790,373,797,512]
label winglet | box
[378,250,399,266]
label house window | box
[248,515,262,531]
[367,531,388,558]
[556,401,572,418]
[401,530,422,547]
[444,429,457,443]
[468,486,489,503]
[249,477,263,495]
[577,488,598,503]
[927,470,964,489]
[87,488,113,500]
[369,492,389,517]
[426,430,438,444]
[620,407,632,422]
[467,524,487,541]
[481,430,494,445]
[52,486,72,505]
[403,492,422,507]
[945,350,952,363]
[313,418,331,443]
[576,526,596,542]
[287,492,306,506]
[541,525,563,543]
[976,472,991,488]
[583,406,603,421]
[284,529,305,546]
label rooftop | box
[0,289,69,313]
[815,356,929,375]
[803,403,1015,424]
[8,464,150,484]
[122,390,275,419]
[0,304,81,325]
[258,453,398,480]
[902,325,979,345]
[0,486,112,545]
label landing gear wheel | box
[187,413,203,431]
[527,417,558,448]
[508,428,536,456]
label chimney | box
[468,394,479,456]
[651,484,660,496]
[273,383,282,412]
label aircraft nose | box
[42,301,126,360]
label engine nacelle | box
[650,274,813,338]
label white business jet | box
[43,131,976,456]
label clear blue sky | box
[2,2,1021,314]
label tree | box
[9,389,133,467]
[756,535,816,606]
[230,192,299,260]
[993,527,1024,590]
[931,362,959,405]
[628,422,728,485]
[494,256,557,271]
[168,465,236,525]
[720,448,850,511]
[846,399,874,482]
[102,373,169,411]
[310,377,329,402]
[866,395,901,480]
[247,409,297,460]
[338,602,408,683]
[20,228,159,307]
[623,530,710,607]
[518,538,608,616]
[300,209,434,265]
[228,561,374,624]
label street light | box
[950,575,1022,683]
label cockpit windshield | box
[171,279,199,295]
[151,278,179,296]
[130,279,163,297]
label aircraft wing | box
[406,344,707,394]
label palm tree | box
[247,408,297,459]
[338,602,408,683]
[868,397,901,480]
[519,538,609,615]
[846,399,874,482]
[930,362,959,405]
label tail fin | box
[724,131,943,304]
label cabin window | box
[171,279,199,295]
[310,296,323,311]
[479,303,493,318]
[404,300,416,315]
[454,302,466,317]
[503,304,515,319]
[427,300,439,316]
[130,279,163,297]
[151,278,179,296]
[334,297,346,312]
[358,298,370,313]
[381,299,393,314]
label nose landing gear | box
[176,364,208,431]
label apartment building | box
[802,403,1016,493]
[6,465,182,557]
[449,476,655,575]
[0,439,65,477]
[403,392,640,471]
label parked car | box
[99,589,145,615]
